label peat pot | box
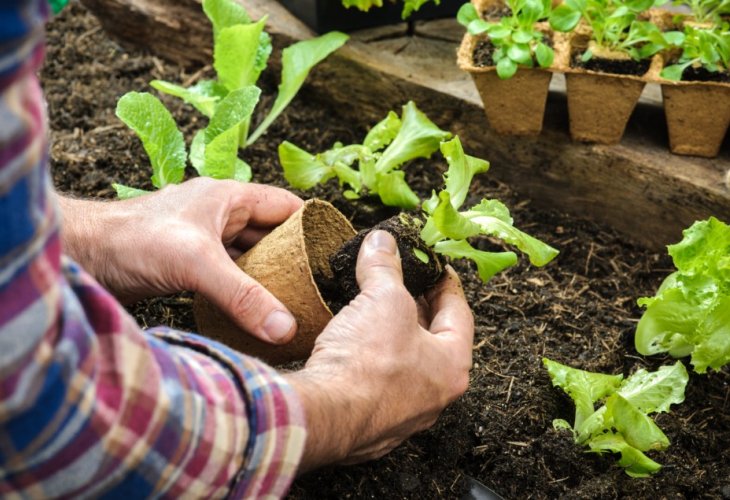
[277,0,461,33]
[458,33,553,136]
[661,80,730,158]
[194,199,356,365]
[564,35,656,144]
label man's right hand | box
[286,230,474,472]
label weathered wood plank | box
[80,0,730,249]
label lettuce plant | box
[544,358,689,477]
[279,101,452,210]
[635,217,730,373]
[660,24,730,80]
[458,0,555,79]
[342,0,441,19]
[549,0,680,63]
[113,0,348,198]
[417,136,559,280]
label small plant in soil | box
[660,24,730,80]
[635,217,730,373]
[342,0,442,18]
[544,358,689,477]
[113,0,348,199]
[323,135,560,311]
[458,0,555,79]
[674,0,730,24]
[279,101,451,210]
[550,0,681,71]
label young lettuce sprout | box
[635,217,730,373]
[544,358,689,477]
[343,0,442,19]
[279,101,452,210]
[113,0,348,199]
[419,136,559,282]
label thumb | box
[197,247,297,345]
[356,230,405,292]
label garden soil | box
[44,4,730,499]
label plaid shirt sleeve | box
[0,1,306,498]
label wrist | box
[285,367,371,473]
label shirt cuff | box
[148,328,306,499]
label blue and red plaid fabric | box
[0,1,306,497]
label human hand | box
[59,178,303,344]
[286,230,474,472]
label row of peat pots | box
[458,0,730,158]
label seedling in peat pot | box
[660,24,730,81]
[549,0,682,64]
[279,101,452,211]
[675,0,730,24]
[457,0,555,79]
[113,0,348,198]
[635,217,730,373]
[544,358,689,477]
[322,135,560,312]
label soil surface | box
[676,64,730,83]
[571,52,651,76]
[44,4,730,499]
[329,214,445,312]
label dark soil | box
[676,64,730,83]
[327,214,445,313]
[572,52,651,76]
[44,4,730,499]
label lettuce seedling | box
[342,0,441,19]
[550,0,681,63]
[660,25,730,80]
[418,136,559,281]
[114,0,348,198]
[635,217,730,373]
[544,358,689,477]
[458,0,555,79]
[279,101,452,210]
[675,0,730,24]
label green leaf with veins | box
[439,136,490,211]
[434,240,518,282]
[376,170,420,209]
[115,92,187,189]
[203,0,251,36]
[214,18,269,92]
[374,101,452,174]
[248,31,349,145]
[364,111,402,151]
[151,79,228,118]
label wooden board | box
[80,0,730,249]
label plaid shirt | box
[0,1,306,498]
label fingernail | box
[263,310,295,342]
[365,230,397,255]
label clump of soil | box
[571,51,651,76]
[325,213,445,313]
[44,4,730,500]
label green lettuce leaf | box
[115,92,186,189]
[607,394,669,451]
[440,137,490,211]
[364,111,402,152]
[376,170,420,209]
[434,240,517,282]
[203,0,251,35]
[374,101,452,174]
[248,31,349,145]
[587,433,662,478]
[151,79,227,118]
[113,184,151,200]
[342,0,383,10]
[214,18,269,92]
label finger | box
[229,182,303,228]
[197,247,297,345]
[416,297,430,329]
[355,230,404,292]
[228,227,272,251]
[426,267,474,346]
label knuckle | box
[229,280,267,319]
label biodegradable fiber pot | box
[193,199,356,365]
[661,81,730,158]
[458,33,553,136]
[563,36,655,144]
